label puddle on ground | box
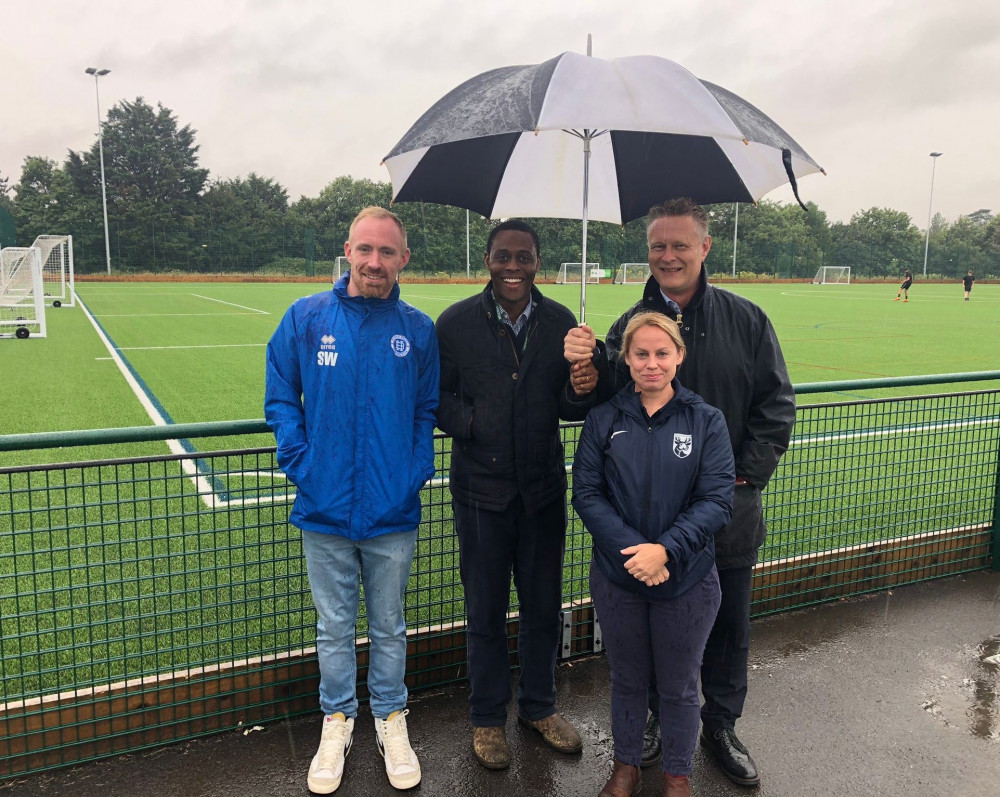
[920,633,999,742]
[969,634,1000,741]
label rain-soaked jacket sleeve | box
[736,317,795,488]
[435,318,474,439]
[656,410,735,569]
[414,323,441,483]
[264,307,309,486]
[572,411,648,567]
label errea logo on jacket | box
[316,334,338,367]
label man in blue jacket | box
[265,207,439,795]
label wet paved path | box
[3,571,998,797]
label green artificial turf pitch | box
[2,279,997,443]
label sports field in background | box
[1,278,998,459]
[3,279,998,702]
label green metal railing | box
[1,373,998,777]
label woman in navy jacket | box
[572,312,734,797]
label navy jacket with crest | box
[572,380,734,599]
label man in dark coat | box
[565,198,795,788]
[436,219,598,771]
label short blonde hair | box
[348,207,408,250]
[621,312,686,359]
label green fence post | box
[993,429,1000,571]
[305,228,315,277]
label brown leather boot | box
[517,712,583,753]
[661,773,690,796]
[472,726,510,770]
[599,760,642,796]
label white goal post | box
[0,247,47,339]
[613,263,649,284]
[30,234,75,307]
[556,262,601,284]
[812,266,851,285]
[334,255,349,283]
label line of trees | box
[2,97,998,279]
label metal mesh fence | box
[1,384,998,777]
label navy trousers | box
[648,565,753,733]
[453,496,566,727]
[592,562,721,775]
[700,565,753,733]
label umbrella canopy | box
[383,51,823,319]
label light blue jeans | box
[302,529,417,720]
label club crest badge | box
[390,334,411,358]
[672,433,692,459]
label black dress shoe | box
[700,727,760,786]
[640,713,660,768]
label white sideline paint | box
[789,416,1000,447]
[191,293,270,314]
[112,343,266,352]
[218,473,453,510]
[76,290,222,508]
[404,292,467,303]
[97,312,267,318]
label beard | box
[350,268,393,299]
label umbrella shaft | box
[580,135,591,324]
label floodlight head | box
[98,69,110,76]
[930,152,943,158]
[85,67,97,75]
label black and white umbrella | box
[383,49,823,321]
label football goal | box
[30,234,75,307]
[556,262,601,284]
[613,263,649,284]
[0,247,47,339]
[334,255,349,283]
[812,266,851,285]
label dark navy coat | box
[572,380,734,599]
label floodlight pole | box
[922,152,942,278]
[86,67,112,275]
[732,202,739,277]
[466,209,470,278]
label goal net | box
[334,255,349,283]
[556,262,601,284]
[0,247,47,339]
[613,263,649,284]
[30,234,75,307]
[812,266,851,285]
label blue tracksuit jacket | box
[264,275,439,539]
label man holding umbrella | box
[436,219,599,770]
[565,198,795,788]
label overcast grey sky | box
[4,0,999,226]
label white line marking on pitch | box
[76,290,220,506]
[789,416,999,447]
[96,312,267,317]
[75,291,199,296]
[405,293,469,302]
[112,343,267,352]
[191,294,270,314]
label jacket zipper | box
[641,419,654,538]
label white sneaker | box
[374,709,421,789]
[308,713,354,794]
